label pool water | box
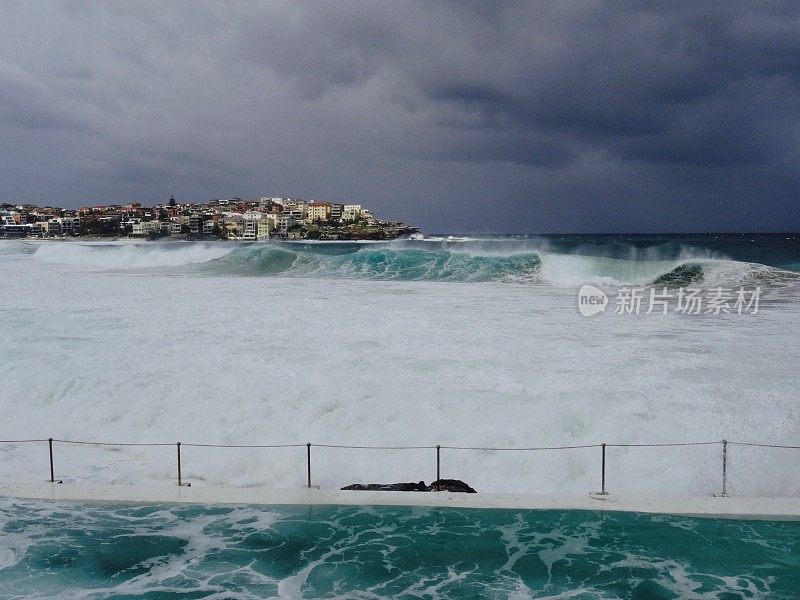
[0,499,798,599]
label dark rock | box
[341,481,428,492]
[426,479,477,493]
[340,479,476,493]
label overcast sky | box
[1,1,798,232]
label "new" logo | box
[578,284,608,316]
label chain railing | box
[0,437,798,496]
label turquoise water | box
[12,233,800,285]
[0,500,798,599]
[194,233,800,285]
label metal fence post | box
[177,442,182,486]
[599,443,609,495]
[436,445,441,491]
[306,443,312,488]
[48,438,55,483]
[722,439,728,497]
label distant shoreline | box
[3,230,422,243]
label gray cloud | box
[0,60,88,131]
[0,1,798,232]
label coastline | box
[2,482,799,521]
[4,232,420,243]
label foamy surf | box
[32,242,233,268]
[209,243,798,288]
[2,498,796,599]
[2,234,798,498]
[14,238,800,288]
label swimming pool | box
[0,499,797,598]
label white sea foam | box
[413,234,475,242]
[0,241,798,497]
[537,252,686,286]
[32,241,232,268]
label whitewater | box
[1,235,798,496]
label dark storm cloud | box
[99,145,239,186]
[0,61,88,132]
[0,1,798,232]
[236,1,800,168]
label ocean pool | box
[0,499,798,599]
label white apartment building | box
[241,211,274,240]
[280,207,306,224]
[242,212,260,241]
[188,214,202,234]
[143,221,163,235]
[257,219,271,239]
[307,202,331,223]
[342,204,362,222]
[223,213,243,238]
[277,214,295,231]
[281,199,307,216]
[58,216,81,232]
[242,219,257,241]
[261,213,278,231]
[131,220,145,236]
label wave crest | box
[27,241,800,288]
[218,246,800,288]
[213,246,543,282]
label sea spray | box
[27,238,799,288]
[33,241,232,268]
[2,235,798,496]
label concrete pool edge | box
[1,482,799,520]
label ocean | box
[1,499,798,599]
[0,234,798,494]
[1,233,799,598]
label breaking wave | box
[26,240,800,288]
[212,245,544,283]
[210,244,800,288]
